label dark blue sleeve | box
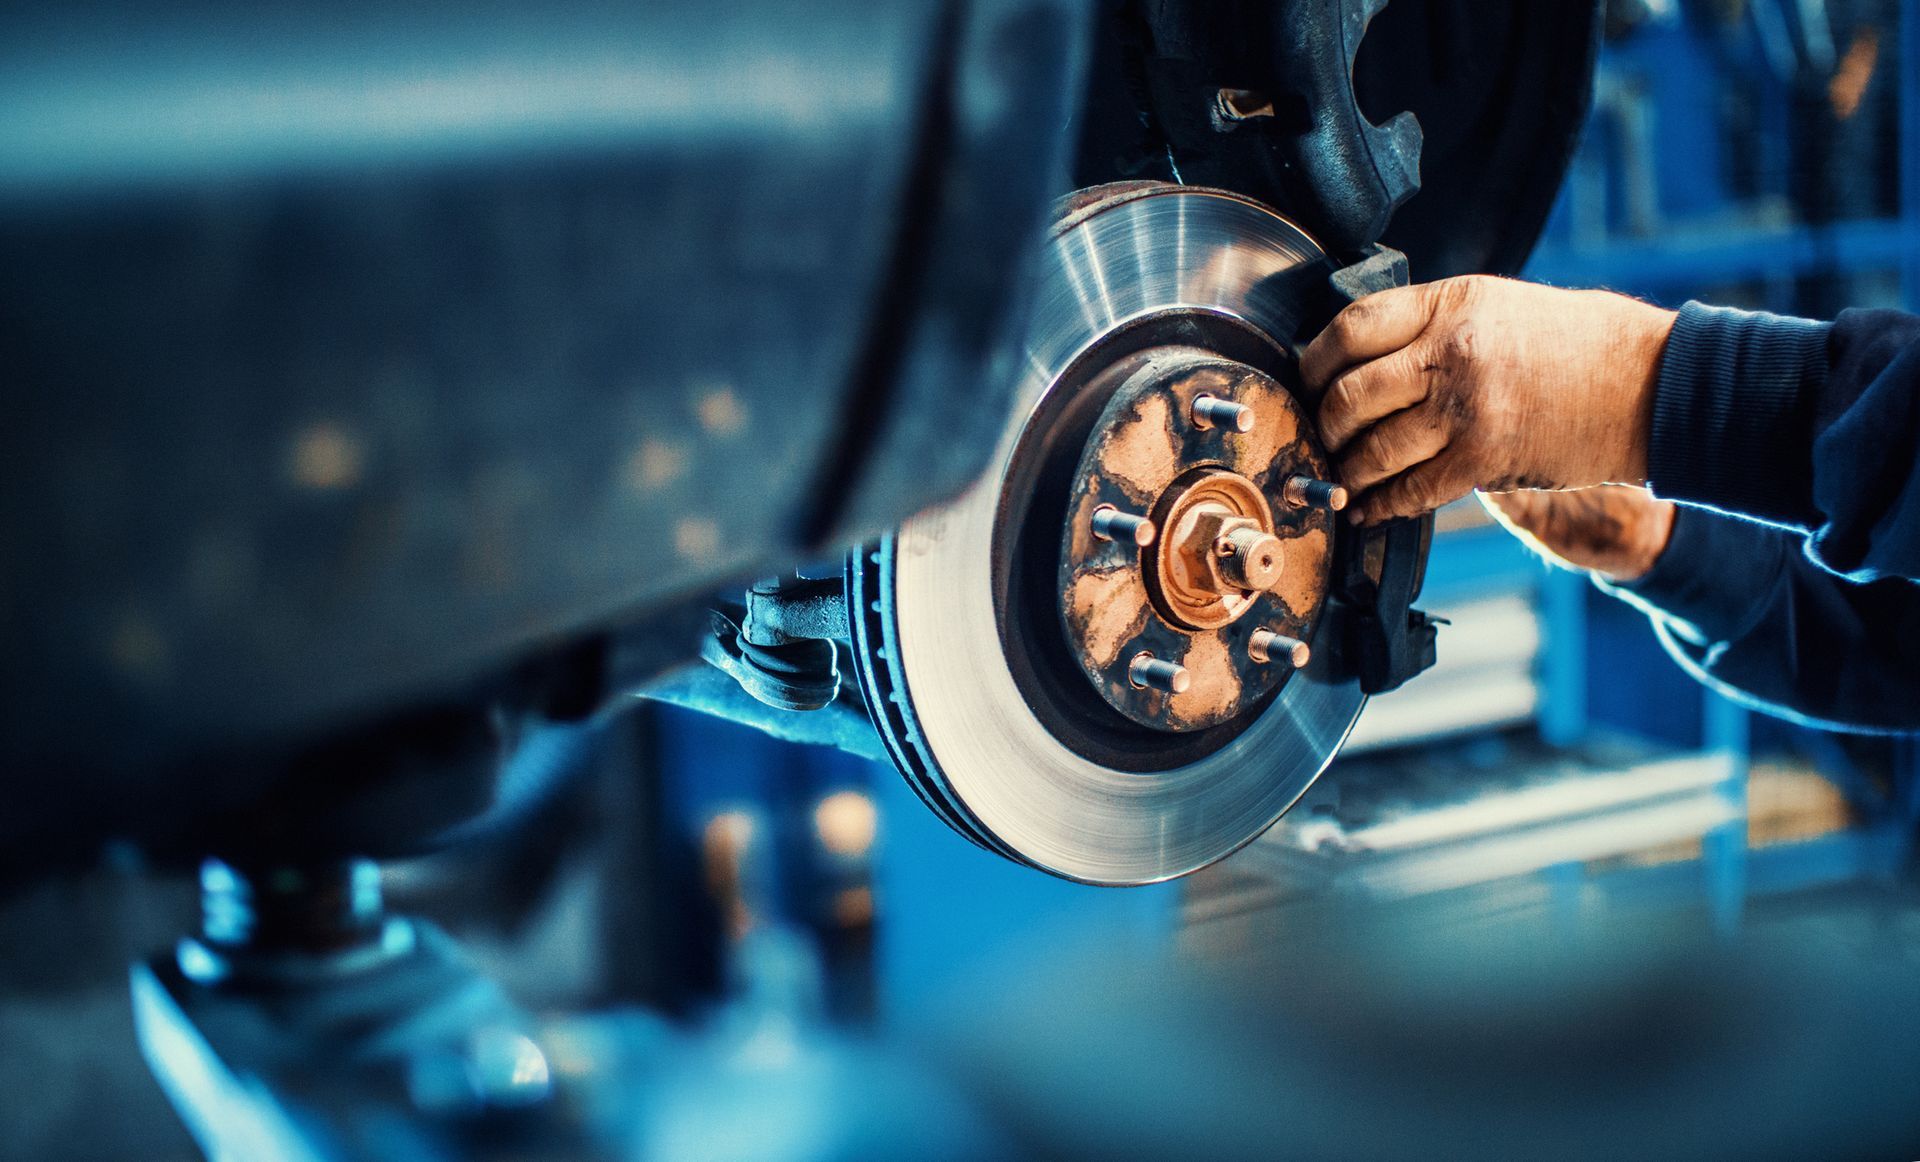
[1647,302,1920,583]
[1604,505,1920,733]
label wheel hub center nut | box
[1150,469,1282,631]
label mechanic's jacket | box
[1602,302,1920,733]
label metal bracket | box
[1100,0,1423,258]
[699,574,851,713]
[741,575,851,648]
[1260,0,1422,255]
[134,863,565,1161]
[635,572,883,756]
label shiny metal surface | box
[888,187,1365,884]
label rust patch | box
[1268,526,1329,617]
[1065,566,1150,670]
[1168,631,1242,726]
[1096,391,1179,501]
[1225,374,1303,479]
[1066,487,1105,562]
[1055,348,1336,732]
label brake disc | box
[849,183,1367,885]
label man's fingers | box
[1317,340,1441,452]
[1298,283,1440,391]
[1337,406,1451,495]
[1349,457,1472,526]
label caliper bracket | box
[1315,244,1439,695]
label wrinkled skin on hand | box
[1480,485,1677,583]
[1299,276,1678,525]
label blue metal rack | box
[1528,0,1920,312]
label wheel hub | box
[1056,347,1343,732]
[1151,468,1284,631]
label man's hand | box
[1299,276,1677,525]
[1480,486,1676,583]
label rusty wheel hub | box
[1057,346,1343,731]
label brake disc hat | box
[854,185,1364,885]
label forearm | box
[1647,303,1920,583]
[1606,506,1920,733]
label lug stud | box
[1190,394,1255,433]
[1283,475,1348,511]
[1248,629,1310,668]
[1091,504,1157,546]
[1128,652,1191,694]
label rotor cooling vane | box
[849,183,1375,885]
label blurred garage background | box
[4,1,1920,1157]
